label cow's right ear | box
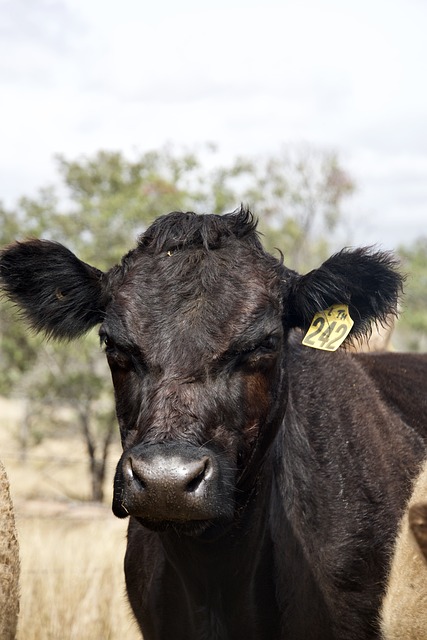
[0,240,110,339]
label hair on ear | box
[285,247,404,341]
[0,239,108,339]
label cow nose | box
[124,454,212,496]
[112,443,234,525]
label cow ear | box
[285,248,403,340]
[0,240,109,339]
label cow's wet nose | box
[124,454,212,496]
[114,446,221,522]
[112,443,235,525]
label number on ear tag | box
[302,304,354,351]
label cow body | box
[381,457,427,640]
[1,209,426,639]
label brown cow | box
[381,458,427,640]
[0,460,20,640]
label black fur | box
[286,247,403,339]
[138,207,259,253]
[0,240,107,338]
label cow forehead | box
[108,245,283,357]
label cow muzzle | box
[112,443,234,528]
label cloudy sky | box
[1,0,427,249]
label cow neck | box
[158,474,278,640]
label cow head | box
[0,208,402,535]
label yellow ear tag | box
[302,304,354,351]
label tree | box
[200,145,355,271]
[397,238,427,351]
[21,334,115,502]
[0,205,43,396]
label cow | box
[0,460,20,640]
[380,457,427,640]
[1,208,427,640]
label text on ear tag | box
[302,304,354,351]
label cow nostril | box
[125,456,147,490]
[186,457,211,493]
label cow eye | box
[242,335,279,357]
[100,333,115,353]
[100,333,134,370]
[234,334,280,369]
[257,335,279,353]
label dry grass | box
[0,397,142,640]
[16,514,141,640]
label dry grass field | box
[0,397,142,640]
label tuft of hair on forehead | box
[138,206,260,254]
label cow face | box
[0,208,402,535]
[102,219,287,531]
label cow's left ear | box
[284,248,403,340]
[0,239,110,339]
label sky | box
[1,0,427,249]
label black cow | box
[1,208,427,640]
